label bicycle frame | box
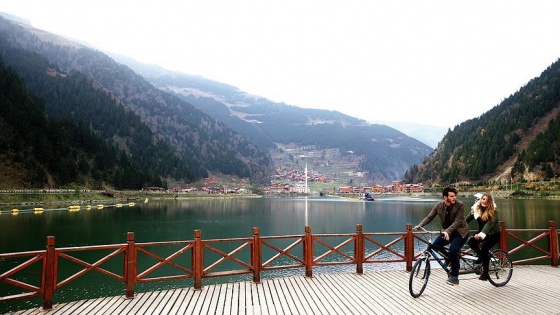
[416,228,482,275]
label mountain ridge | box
[0,15,274,185]
[405,58,560,185]
[1,14,433,186]
[6,11,558,189]
[114,55,434,182]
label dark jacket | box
[418,200,470,238]
[465,201,501,239]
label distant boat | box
[362,193,375,201]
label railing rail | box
[499,220,558,265]
[0,252,44,302]
[0,221,558,310]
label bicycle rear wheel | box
[409,256,430,298]
[487,249,513,287]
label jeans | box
[468,232,501,274]
[431,231,469,278]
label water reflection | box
[2,196,560,251]
[496,199,560,228]
[305,196,308,226]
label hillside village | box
[265,144,424,194]
[264,180,425,195]
[161,144,426,196]
[164,174,424,196]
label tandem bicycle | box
[409,227,513,298]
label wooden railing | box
[499,220,558,266]
[1,221,558,310]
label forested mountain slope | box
[0,16,273,185]
[0,58,163,189]
[404,58,560,185]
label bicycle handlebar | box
[413,226,441,235]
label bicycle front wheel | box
[409,256,430,298]
[488,249,513,287]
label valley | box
[270,144,370,192]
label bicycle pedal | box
[474,266,482,275]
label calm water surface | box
[1,196,560,312]
[2,196,559,251]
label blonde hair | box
[478,193,495,221]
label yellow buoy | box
[96,205,104,209]
[68,205,81,211]
[116,203,122,208]
[86,205,92,210]
[11,209,19,215]
[33,208,44,214]
[144,198,149,203]
[128,202,135,207]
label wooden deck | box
[7,266,560,315]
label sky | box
[2,1,560,129]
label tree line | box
[0,57,168,189]
[404,58,560,184]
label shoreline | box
[2,188,560,207]
[0,192,264,207]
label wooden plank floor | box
[6,265,560,315]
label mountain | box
[0,15,274,186]
[404,58,560,185]
[371,121,448,149]
[0,57,166,189]
[0,14,433,186]
[113,55,434,183]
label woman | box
[466,192,501,281]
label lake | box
[2,196,559,252]
[1,195,560,312]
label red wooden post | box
[548,221,558,266]
[193,229,203,289]
[304,225,313,277]
[252,227,262,283]
[42,236,56,310]
[499,221,508,252]
[355,224,364,274]
[124,232,136,298]
[405,224,414,271]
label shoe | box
[447,277,459,285]
[479,274,489,281]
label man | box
[414,187,469,285]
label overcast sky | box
[2,1,560,128]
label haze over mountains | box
[368,121,447,149]
[111,54,434,182]
[0,14,436,188]
[111,54,447,149]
